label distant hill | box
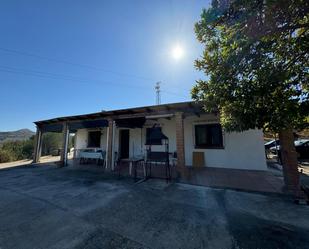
[0,129,35,144]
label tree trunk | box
[278,128,300,196]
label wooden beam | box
[60,122,69,167]
[32,126,42,164]
[106,119,114,171]
[146,108,152,113]
[175,112,186,178]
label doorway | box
[119,129,130,159]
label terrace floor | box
[2,155,304,195]
[68,158,286,194]
[0,163,309,249]
[182,167,285,194]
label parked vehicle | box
[270,139,309,161]
[294,140,309,159]
[264,140,280,150]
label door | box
[119,129,130,159]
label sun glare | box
[171,44,184,60]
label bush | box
[0,137,34,163]
[0,149,14,163]
[22,139,34,159]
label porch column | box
[32,126,42,163]
[106,118,114,171]
[60,122,69,167]
[175,112,186,177]
[279,128,300,196]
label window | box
[194,124,223,149]
[87,131,101,147]
[146,127,162,145]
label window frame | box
[87,130,101,148]
[194,123,224,149]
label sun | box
[171,44,184,60]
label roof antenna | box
[155,82,161,105]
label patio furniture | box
[114,152,126,178]
[114,152,145,180]
[146,151,171,182]
[98,150,106,167]
[79,149,105,165]
[124,155,145,181]
[169,152,177,168]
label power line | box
[0,65,98,82]
[0,65,189,98]
[0,47,154,81]
[0,47,191,98]
[0,66,147,89]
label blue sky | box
[0,0,210,131]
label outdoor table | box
[122,156,145,181]
[80,151,105,165]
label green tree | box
[0,149,14,163]
[39,132,74,157]
[192,0,309,194]
[0,136,35,163]
[41,132,62,156]
[22,136,35,159]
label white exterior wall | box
[112,118,177,158]
[74,128,107,157]
[74,114,267,171]
[75,129,88,151]
[183,114,267,170]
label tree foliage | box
[41,132,74,155]
[0,136,35,163]
[0,132,75,163]
[41,132,62,156]
[192,0,309,132]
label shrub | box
[0,137,34,163]
[0,149,14,163]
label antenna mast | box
[155,82,161,105]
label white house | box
[33,102,267,175]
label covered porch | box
[69,114,182,181]
[33,102,198,180]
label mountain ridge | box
[0,129,35,144]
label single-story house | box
[33,101,267,176]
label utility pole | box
[155,82,161,105]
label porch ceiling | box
[40,119,108,133]
[115,117,146,128]
[34,101,208,127]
